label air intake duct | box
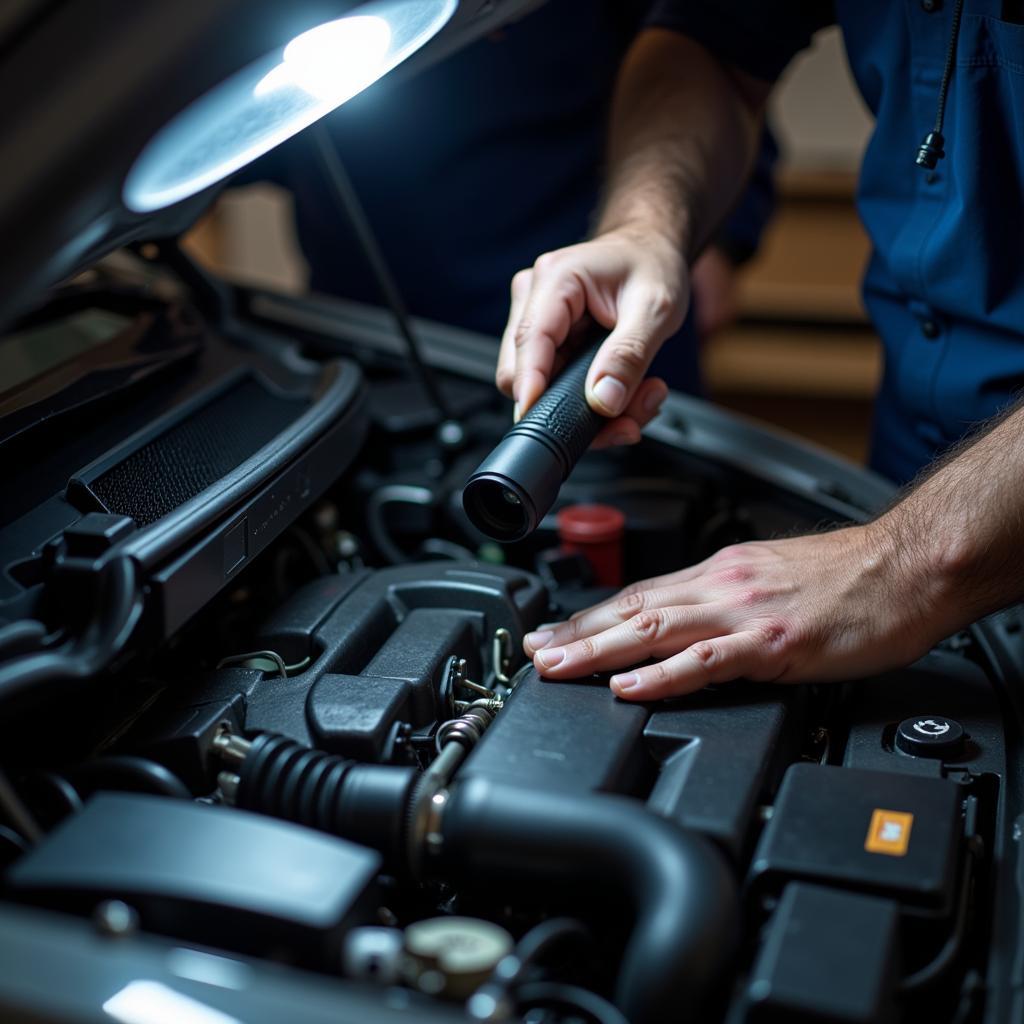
[228,733,417,871]
[435,777,739,1024]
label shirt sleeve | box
[717,125,779,265]
[644,1,835,82]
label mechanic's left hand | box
[523,525,946,700]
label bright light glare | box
[103,980,242,1024]
[254,16,392,103]
[166,948,253,991]
[123,0,456,213]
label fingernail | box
[537,647,566,669]
[611,673,639,692]
[536,622,562,631]
[513,402,521,423]
[525,630,553,652]
[592,376,627,415]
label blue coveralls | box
[258,0,777,395]
[649,0,1024,482]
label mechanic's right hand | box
[496,226,689,449]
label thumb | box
[584,291,676,417]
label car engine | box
[0,263,1022,1024]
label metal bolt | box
[93,900,139,937]
[218,771,240,804]
[211,732,252,767]
[492,628,512,685]
[438,420,465,448]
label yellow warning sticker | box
[865,809,914,857]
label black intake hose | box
[233,734,417,871]
[437,778,738,1024]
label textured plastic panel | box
[748,883,900,1023]
[89,376,306,525]
[460,668,651,794]
[7,792,380,962]
[645,693,800,862]
[749,764,962,911]
[509,339,604,464]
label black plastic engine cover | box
[747,882,901,1023]
[644,688,804,863]
[460,669,651,794]
[5,793,381,964]
[463,676,808,860]
[138,563,547,769]
[749,764,963,912]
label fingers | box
[562,559,715,626]
[591,418,642,450]
[584,286,683,417]
[590,377,668,450]
[498,228,686,427]
[525,580,701,655]
[496,269,533,402]
[610,629,776,701]
[506,257,589,417]
[532,604,718,678]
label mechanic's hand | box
[496,227,688,449]
[522,525,944,701]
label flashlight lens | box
[463,478,530,542]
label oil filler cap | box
[895,715,965,759]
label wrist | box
[595,197,693,257]
[862,506,968,651]
[591,220,688,285]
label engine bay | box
[0,267,1022,1024]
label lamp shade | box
[123,0,456,213]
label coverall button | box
[921,319,940,339]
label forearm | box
[596,29,769,260]
[872,400,1024,643]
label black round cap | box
[895,715,965,759]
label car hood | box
[0,0,545,333]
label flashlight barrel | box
[462,339,606,542]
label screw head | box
[93,900,139,937]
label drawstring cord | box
[916,0,966,168]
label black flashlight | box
[462,337,607,542]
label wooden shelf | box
[704,326,881,400]
[734,183,871,324]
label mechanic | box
[262,0,777,395]
[507,2,1024,700]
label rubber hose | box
[437,777,738,1024]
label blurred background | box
[184,23,877,463]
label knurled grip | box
[462,335,610,541]
[508,338,605,467]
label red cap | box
[557,503,626,545]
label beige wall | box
[772,27,874,174]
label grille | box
[89,377,306,526]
